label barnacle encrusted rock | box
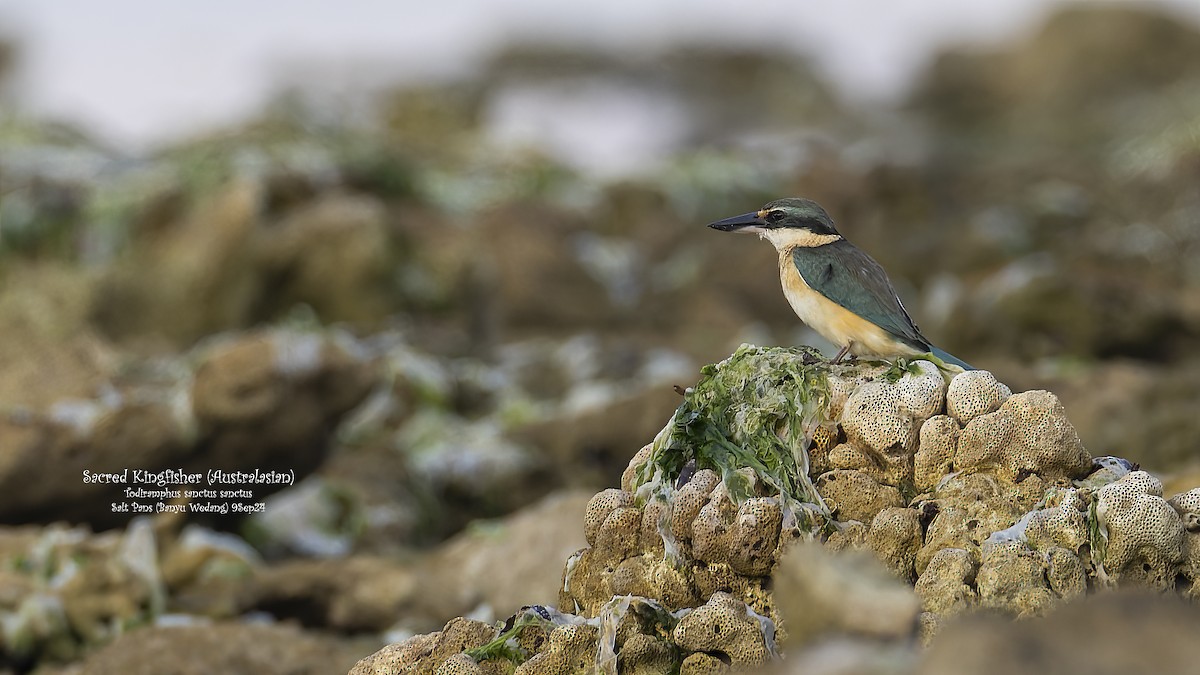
[672,592,772,666]
[945,370,1010,425]
[1169,487,1200,531]
[955,390,1091,483]
[584,489,634,547]
[349,617,497,675]
[976,541,1055,616]
[616,633,676,675]
[348,345,1200,675]
[816,470,903,523]
[868,507,924,581]
[1024,488,1090,555]
[915,548,977,615]
[1096,471,1185,587]
[839,361,945,485]
[513,624,598,675]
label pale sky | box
[1,0,1197,151]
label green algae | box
[634,345,835,529]
[465,608,556,668]
[595,596,682,675]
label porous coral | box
[672,592,773,666]
[350,346,1200,675]
[945,370,1010,425]
[1095,471,1185,588]
[955,390,1092,483]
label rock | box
[92,179,264,345]
[0,522,161,663]
[922,592,1200,675]
[955,390,1091,483]
[512,623,597,675]
[945,370,1010,425]
[913,415,959,492]
[673,592,772,667]
[1169,487,1200,530]
[191,330,376,472]
[0,264,116,411]
[339,348,1200,675]
[691,493,783,577]
[773,543,919,648]
[249,556,416,632]
[838,361,946,486]
[583,489,634,547]
[254,194,397,327]
[616,633,676,675]
[1023,489,1089,556]
[679,652,729,675]
[1095,471,1185,588]
[350,617,498,675]
[0,328,375,529]
[414,490,592,628]
[976,541,1055,617]
[867,507,923,581]
[815,470,903,524]
[41,622,366,675]
[914,548,977,615]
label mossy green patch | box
[465,609,550,668]
[635,345,835,530]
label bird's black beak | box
[708,211,766,232]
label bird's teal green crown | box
[708,197,839,236]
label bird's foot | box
[830,343,856,365]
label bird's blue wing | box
[791,241,929,351]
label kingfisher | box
[709,197,973,370]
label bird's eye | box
[766,210,785,223]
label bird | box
[708,197,973,370]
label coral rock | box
[621,444,654,493]
[679,652,730,675]
[1023,488,1090,555]
[945,370,1010,425]
[1168,487,1200,531]
[1096,471,1185,588]
[669,470,721,555]
[617,634,677,675]
[839,362,946,484]
[868,507,924,581]
[914,415,960,492]
[350,617,497,675]
[816,470,903,524]
[672,592,771,666]
[915,548,977,615]
[435,653,485,675]
[513,624,598,675]
[584,489,634,547]
[976,541,1055,616]
[955,390,1091,483]
[1044,546,1086,599]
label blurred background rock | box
[0,1,1198,672]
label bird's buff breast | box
[777,249,920,359]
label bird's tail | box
[928,346,974,371]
